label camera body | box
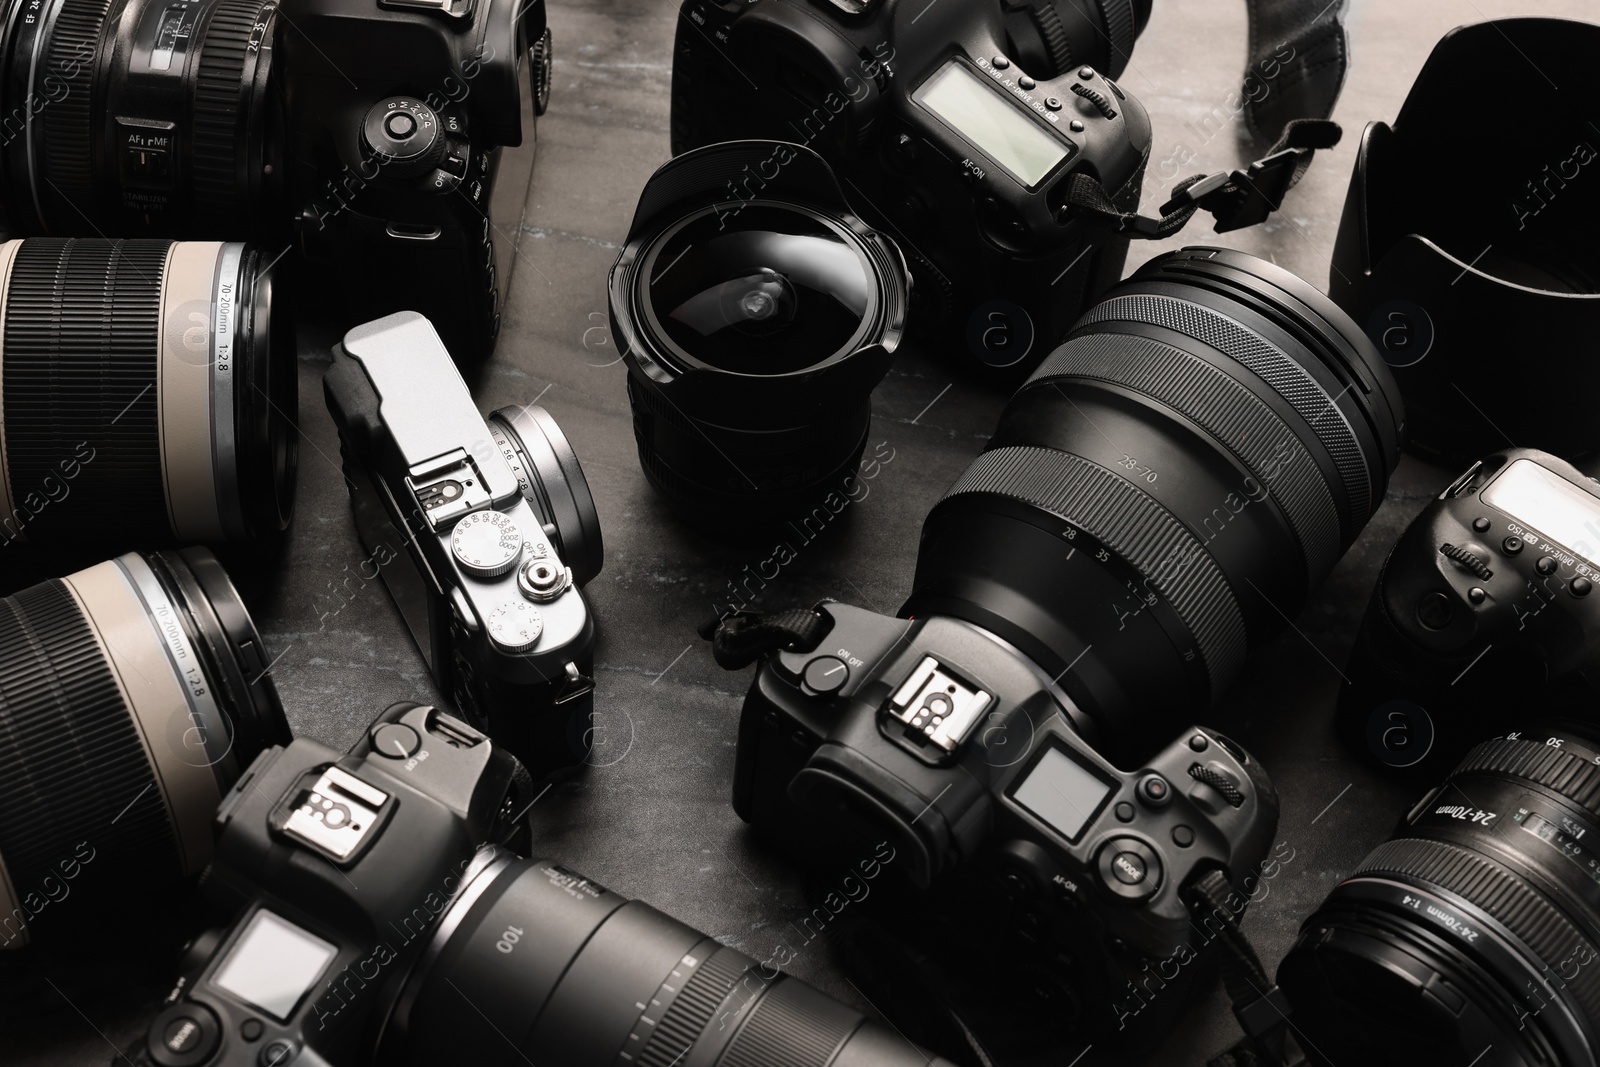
[325,312,598,783]
[671,0,1151,371]
[734,601,1277,1043]
[129,701,510,1067]
[1342,448,1600,773]
[279,0,549,359]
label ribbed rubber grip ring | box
[0,579,178,927]
[939,445,1247,688]
[1355,836,1600,1026]
[1454,735,1600,811]
[1096,0,1137,66]
[2,239,171,539]
[190,0,271,225]
[1024,331,1342,586]
[39,0,113,210]
[1029,1,1074,76]
[1077,294,1372,530]
[632,945,751,1067]
[718,978,857,1067]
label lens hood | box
[1329,17,1600,463]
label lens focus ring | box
[941,444,1247,688]
[1353,836,1600,1024]
[1026,331,1343,585]
[1078,293,1373,527]
[39,0,114,211]
[633,946,749,1067]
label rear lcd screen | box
[1011,745,1115,841]
[1482,458,1600,568]
[916,62,1070,186]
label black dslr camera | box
[129,702,957,1067]
[729,602,1277,1054]
[670,0,1153,371]
[1341,448,1600,774]
[0,0,549,360]
[324,311,602,783]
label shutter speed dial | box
[361,97,447,178]
[451,511,525,578]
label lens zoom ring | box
[1455,736,1600,810]
[1078,294,1372,525]
[1356,837,1600,1025]
[941,445,1247,689]
[635,946,751,1067]
[1095,0,1137,63]
[0,580,176,915]
[719,979,856,1067]
[191,0,268,224]
[40,0,113,204]
[1025,332,1342,586]
[3,239,172,537]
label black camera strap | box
[1186,869,1309,1067]
[1062,117,1342,238]
[699,607,828,669]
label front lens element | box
[642,205,875,375]
[0,548,287,947]
[0,238,296,547]
[1279,725,1600,1067]
[385,855,957,1067]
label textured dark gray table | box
[6,0,1595,1063]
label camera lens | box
[908,247,1403,763]
[0,238,297,546]
[1279,724,1600,1067]
[611,143,908,535]
[380,852,955,1066]
[1002,0,1153,80]
[0,548,288,947]
[0,0,282,236]
[486,403,604,587]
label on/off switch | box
[802,655,849,695]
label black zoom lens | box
[907,247,1403,763]
[0,238,296,546]
[1280,725,1600,1067]
[0,0,281,237]
[611,142,908,536]
[0,548,287,947]
[381,853,957,1067]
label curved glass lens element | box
[644,206,873,374]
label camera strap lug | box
[699,606,830,669]
[553,660,595,705]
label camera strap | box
[1061,117,1342,238]
[1186,868,1309,1067]
[699,607,829,669]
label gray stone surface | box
[5,0,1596,1064]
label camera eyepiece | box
[610,141,908,536]
[0,548,287,947]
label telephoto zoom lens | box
[0,548,288,947]
[0,238,296,547]
[907,247,1404,764]
[379,852,958,1067]
[611,142,908,537]
[0,0,281,237]
[1279,723,1600,1067]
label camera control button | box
[383,111,417,139]
[1097,838,1161,901]
[1172,825,1195,848]
[1468,587,1487,604]
[1502,536,1524,555]
[451,511,524,578]
[1573,577,1593,598]
[487,602,544,653]
[1018,76,1037,90]
[802,655,849,695]
[992,56,1010,69]
[1417,592,1455,631]
[371,722,421,759]
[240,1018,263,1042]
[1537,555,1559,575]
[1188,733,1209,752]
[1114,801,1135,822]
[1472,517,1491,532]
[260,1040,296,1066]
[147,1004,220,1067]
[1137,774,1172,808]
